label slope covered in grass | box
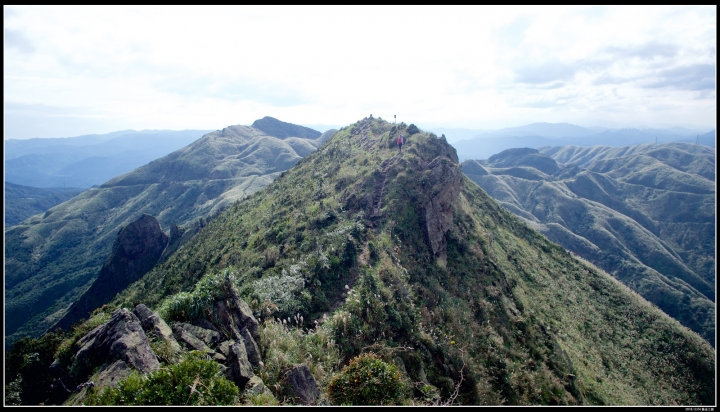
[107,117,714,405]
[4,119,329,347]
[462,143,715,346]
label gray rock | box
[421,156,462,259]
[175,322,221,348]
[172,324,214,354]
[95,360,132,389]
[240,327,262,367]
[227,342,254,389]
[214,288,259,342]
[284,364,319,405]
[245,375,274,398]
[217,340,236,359]
[193,318,219,332]
[133,304,181,353]
[74,308,160,379]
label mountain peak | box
[251,116,322,139]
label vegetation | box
[4,120,325,348]
[84,351,238,405]
[4,182,84,226]
[462,143,716,346]
[7,117,715,406]
[327,353,405,405]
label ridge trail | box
[370,152,401,217]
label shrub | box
[326,353,404,405]
[84,351,238,405]
[406,124,420,136]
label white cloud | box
[3,5,716,138]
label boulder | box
[172,324,214,354]
[214,290,259,342]
[174,322,221,348]
[133,304,181,353]
[240,327,262,367]
[227,342,254,389]
[284,364,319,405]
[217,340,236,359]
[95,360,132,389]
[245,375,275,398]
[74,308,160,380]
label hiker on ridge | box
[397,134,404,153]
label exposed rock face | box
[226,342,254,389]
[174,322,221,348]
[284,364,320,405]
[213,285,260,342]
[245,375,275,398]
[420,156,463,258]
[54,215,169,331]
[173,324,214,354]
[95,360,132,389]
[133,304,181,353]
[240,327,262,367]
[74,308,159,380]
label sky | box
[3,5,717,139]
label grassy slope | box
[4,183,85,226]
[464,144,715,346]
[4,125,325,347]
[112,118,714,405]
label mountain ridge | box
[4,119,328,347]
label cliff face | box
[420,155,463,259]
[53,215,169,330]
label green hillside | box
[4,182,84,226]
[462,144,715,346]
[58,117,714,405]
[4,119,330,347]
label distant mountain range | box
[4,129,213,188]
[4,117,332,346]
[428,123,715,160]
[462,143,716,346]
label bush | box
[326,353,404,405]
[406,124,420,136]
[84,351,238,405]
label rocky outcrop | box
[47,273,269,404]
[133,304,181,353]
[213,285,260,342]
[95,360,132,389]
[284,364,320,405]
[54,215,169,331]
[226,342,254,389]
[420,156,463,258]
[73,308,159,380]
[174,322,221,348]
[173,324,215,354]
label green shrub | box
[84,351,238,405]
[157,268,239,323]
[326,353,404,405]
[406,124,420,135]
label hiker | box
[397,134,404,153]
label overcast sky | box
[4,5,717,139]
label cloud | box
[603,41,679,60]
[514,61,579,84]
[4,28,35,53]
[643,64,716,91]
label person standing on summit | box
[397,133,404,153]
